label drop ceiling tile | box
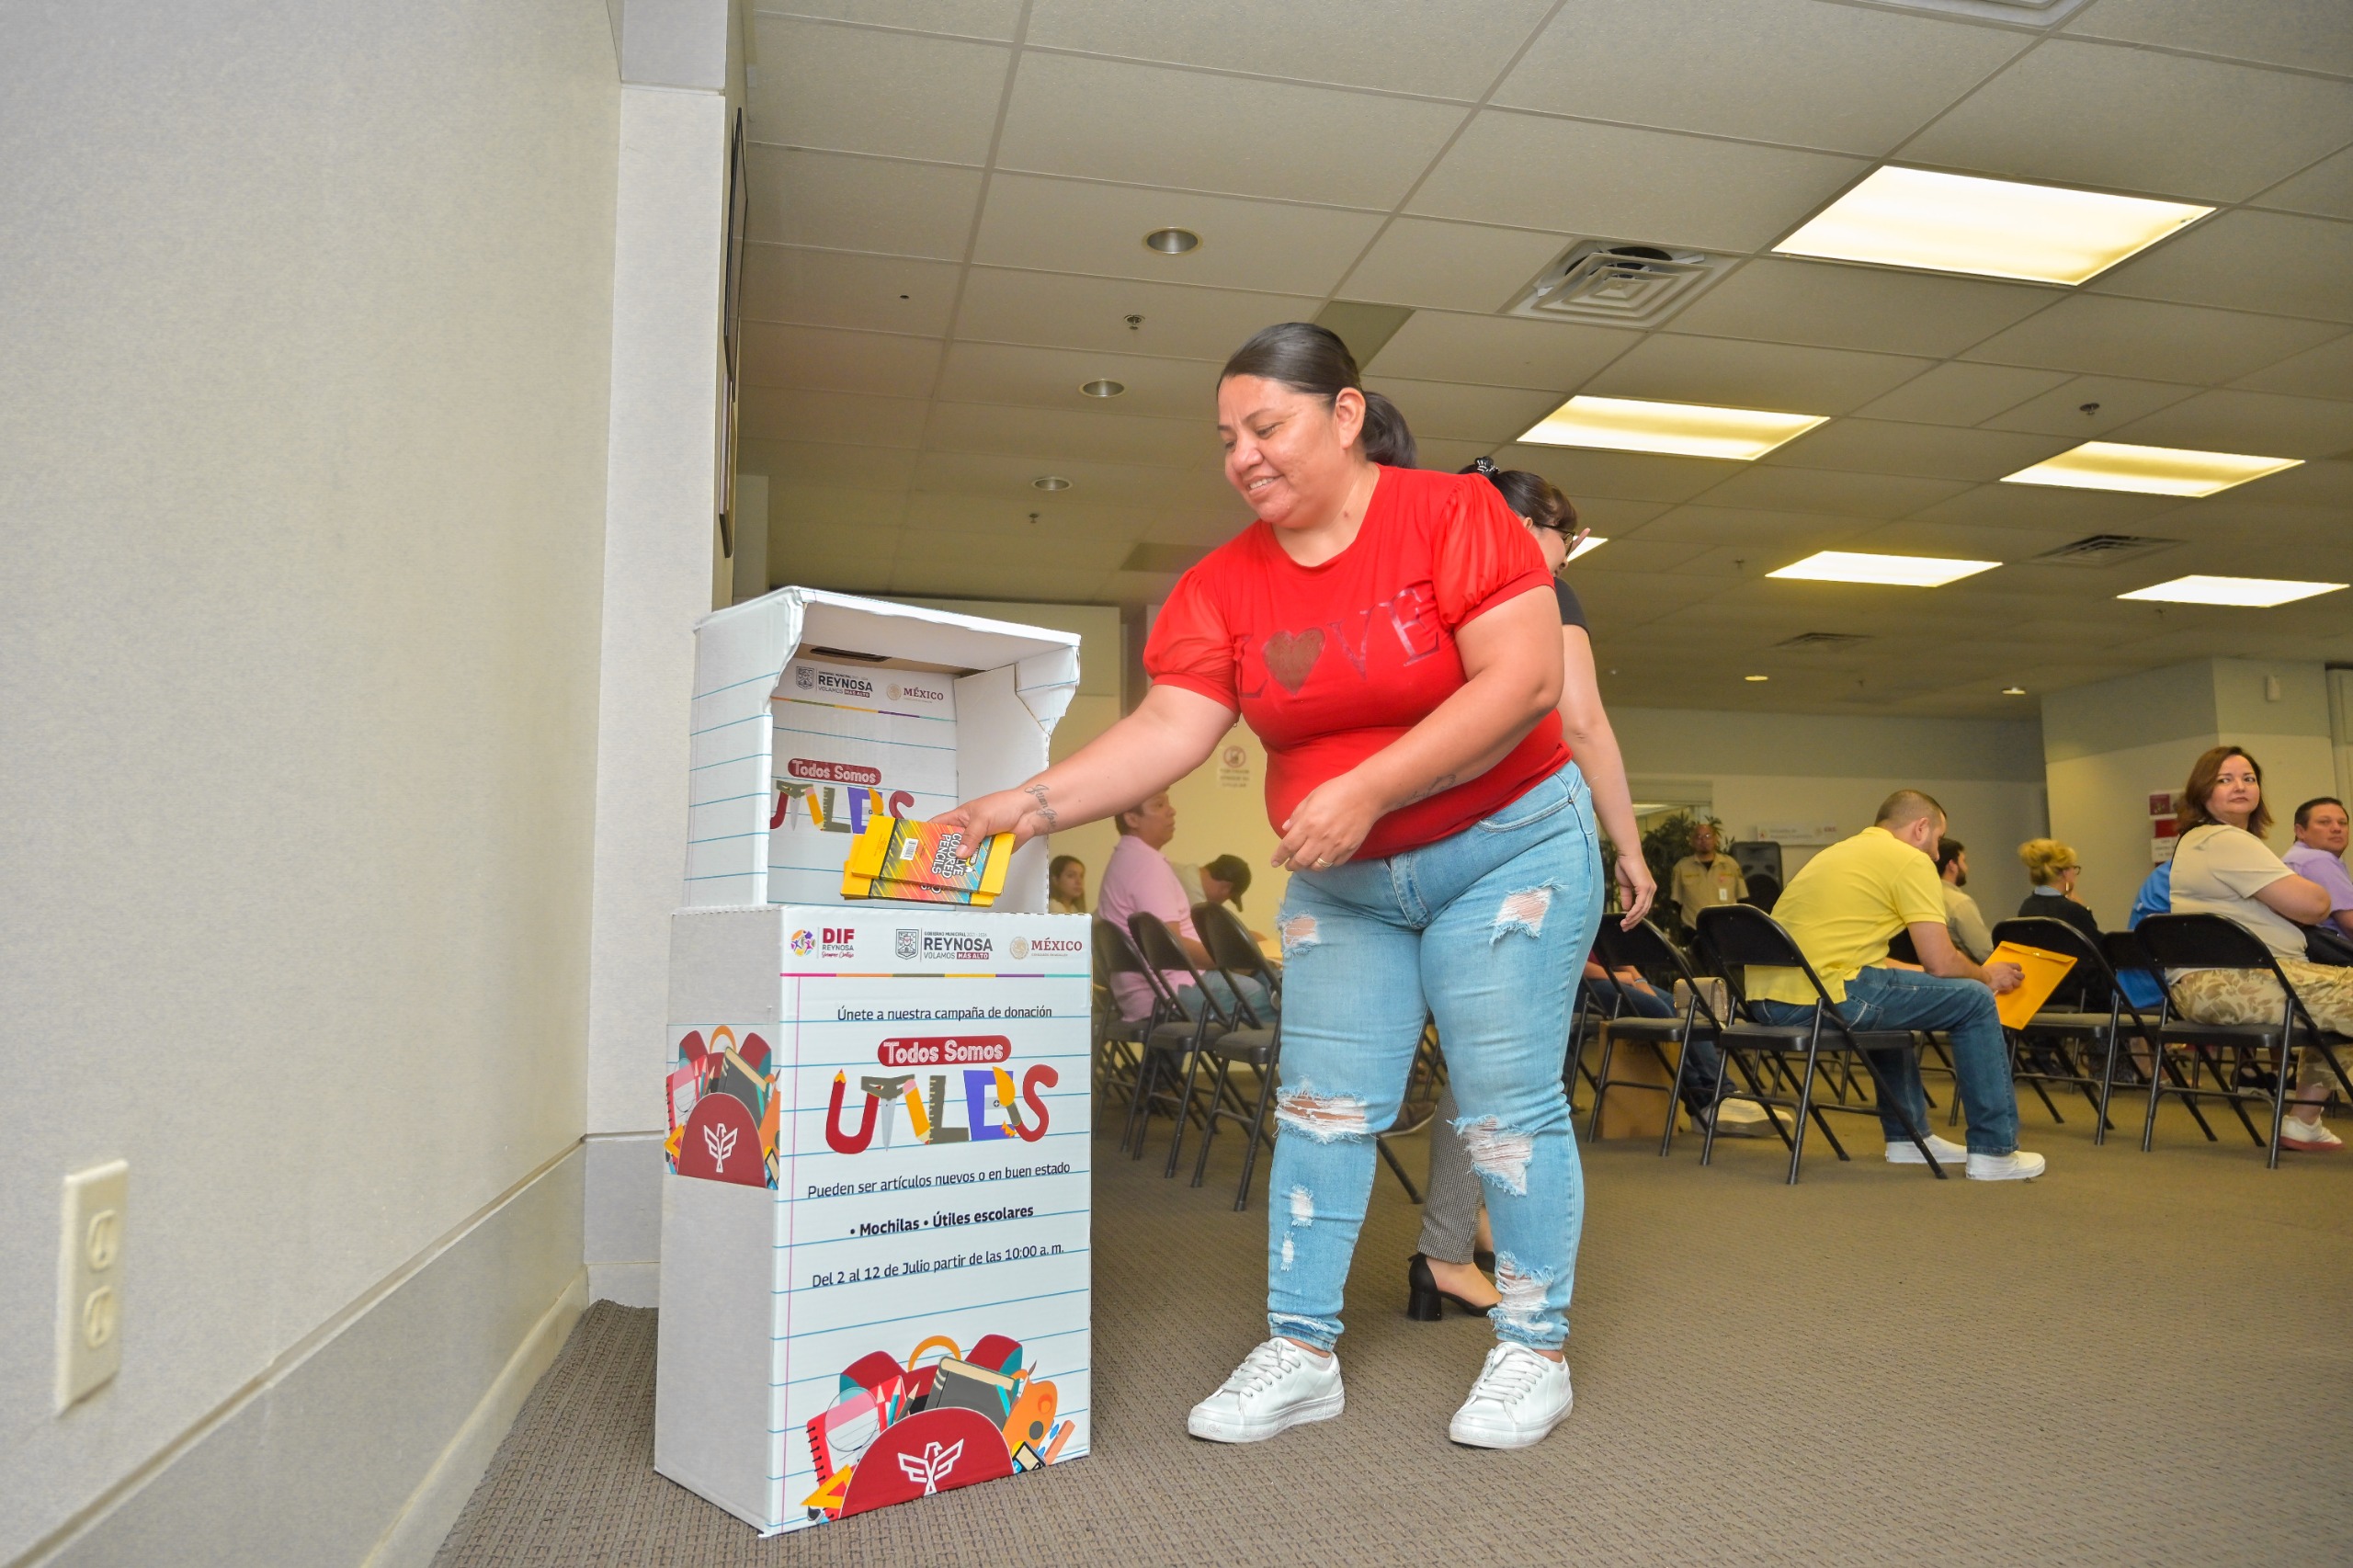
[1363,378,1564,444]
[2106,389,2353,460]
[1414,438,1499,474]
[1961,294,2339,383]
[740,324,943,397]
[936,341,1220,418]
[1024,0,1552,98]
[741,246,963,334]
[1337,219,1573,313]
[1901,481,2189,530]
[2064,0,2353,77]
[1558,495,1675,533]
[1487,444,1734,505]
[744,147,983,260]
[971,175,1383,296]
[1688,465,1972,517]
[2088,210,2353,324]
[2234,459,2353,505]
[747,17,1009,164]
[758,439,922,488]
[1501,0,2026,154]
[1556,536,1713,574]
[1407,112,1868,254]
[765,484,910,531]
[2229,333,2353,401]
[1840,519,2078,562]
[904,491,1163,540]
[926,401,1219,469]
[1365,312,1639,392]
[954,267,1323,359]
[739,386,931,447]
[1977,373,2202,437]
[2254,144,2353,222]
[1760,420,2071,482]
[762,1,1026,40]
[1586,335,1935,415]
[1669,258,2058,358]
[1635,506,1871,552]
[996,53,1463,210]
[1854,363,2073,426]
[1899,40,2353,203]
[912,449,1234,508]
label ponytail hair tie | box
[1472,455,1499,477]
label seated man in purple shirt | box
[1095,791,1271,1023]
[2284,797,2353,938]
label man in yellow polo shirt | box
[1742,790,2043,1181]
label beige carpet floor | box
[436,1093,2353,1566]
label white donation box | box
[654,589,1092,1536]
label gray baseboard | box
[23,1146,585,1568]
[584,1131,665,1301]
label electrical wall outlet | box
[57,1160,128,1412]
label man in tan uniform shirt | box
[1670,821,1747,932]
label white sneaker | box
[2280,1119,2343,1152]
[1885,1133,1969,1167]
[1448,1343,1572,1450]
[1187,1337,1344,1443]
[1965,1149,2048,1181]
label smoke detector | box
[1507,240,1730,327]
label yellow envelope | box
[1988,940,2078,1029]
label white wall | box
[0,3,620,1562]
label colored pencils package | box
[841,815,1013,905]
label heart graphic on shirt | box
[1263,629,1325,695]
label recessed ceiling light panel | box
[1565,536,1607,562]
[1768,551,2000,587]
[1774,167,2211,286]
[1142,227,1200,255]
[2118,575,2346,608]
[1518,395,1825,460]
[2002,441,2301,497]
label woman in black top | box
[1410,460,1655,1318]
[2017,837,2101,945]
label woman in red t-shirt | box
[938,324,1604,1451]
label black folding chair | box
[1176,904,1284,1210]
[1090,916,1154,1106]
[1117,914,1223,1163]
[1192,903,1282,1012]
[1586,919,1793,1159]
[1693,904,1950,1183]
[1131,912,1271,1180]
[1988,915,2164,1142]
[2133,914,2353,1168]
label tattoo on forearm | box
[1405,772,1459,803]
[1024,783,1059,830]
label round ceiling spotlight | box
[1080,379,1126,398]
[1031,475,1072,492]
[1142,227,1200,255]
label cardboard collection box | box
[656,589,1093,1536]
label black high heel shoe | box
[1407,1252,1497,1321]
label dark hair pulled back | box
[1220,322,1417,468]
[1461,455,1577,533]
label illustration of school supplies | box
[1040,1419,1074,1463]
[808,1388,882,1477]
[926,1357,1020,1421]
[841,815,1012,905]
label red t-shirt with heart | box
[1144,465,1568,861]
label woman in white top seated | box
[2165,745,2351,1152]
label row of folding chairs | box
[1581,904,2353,1182]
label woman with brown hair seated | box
[2165,745,2352,1152]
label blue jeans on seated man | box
[1747,965,2020,1156]
[1175,971,1274,1027]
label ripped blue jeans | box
[1267,766,1603,1353]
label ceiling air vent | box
[2029,534,2182,568]
[1774,631,1872,650]
[1507,240,1730,327]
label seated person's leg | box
[1841,968,2018,1156]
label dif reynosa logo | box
[791,926,858,960]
